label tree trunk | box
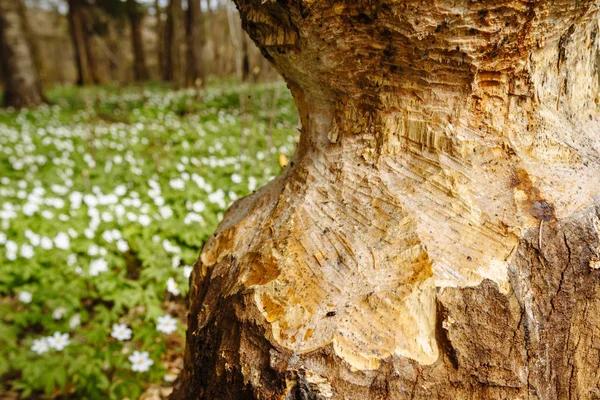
[128,0,149,82]
[0,0,45,108]
[164,0,185,87]
[173,1,600,399]
[106,19,124,83]
[240,29,250,81]
[81,20,103,85]
[186,0,206,88]
[67,0,98,86]
[154,0,163,79]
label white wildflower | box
[156,314,178,334]
[114,185,127,196]
[69,314,81,329]
[101,211,113,223]
[166,278,180,296]
[162,239,180,254]
[47,332,69,351]
[231,173,242,184]
[208,189,226,208]
[169,178,185,190]
[89,258,108,276]
[18,290,32,303]
[138,214,151,226]
[31,338,49,355]
[25,230,40,246]
[5,240,17,260]
[88,244,99,256]
[116,239,129,252]
[67,253,77,266]
[101,230,115,243]
[128,350,153,372]
[54,232,70,250]
[184,212,204,225]
[191,201,205,213]
[52,307,67,320]
[248,177,258,192]
[20,244,34,259]
[111,323,132,341]
[41,210,54,219]
[22,203,38,216]
[40,237,53,250]
[159,206,173,219]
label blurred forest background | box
[1,0,276,100]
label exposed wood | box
[0,0,45,108]
[174,1,600,398]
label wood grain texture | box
[173,1,600,398]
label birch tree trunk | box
[0,0,45,108]
[173,1,600,399]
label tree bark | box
[173,1,600,399]
[67,0,89,86]
[67,0,102,86]
[163,0,185,87]
[186,0,206,87]
[154,0,164,79]
[127,0,149,82]
[240,29,250,81]
[0,0,45,108]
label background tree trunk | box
[105,19,124,83]
[154,0,163,79]
[81,19,104,85]
[127,0,149,82]
[163,0,185,87]
[173,1,600,399]
[0,0,45,108]
[67,0,96,86]
[186,0,206,88]
[240,30,250,81]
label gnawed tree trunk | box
[173,1,600,399]
[127,0,149,81]
[186,0,206,88]
[0,0,45,108]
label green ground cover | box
[0,81,297,399]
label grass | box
[0,80,298,399]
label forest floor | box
[0,80,297,399]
